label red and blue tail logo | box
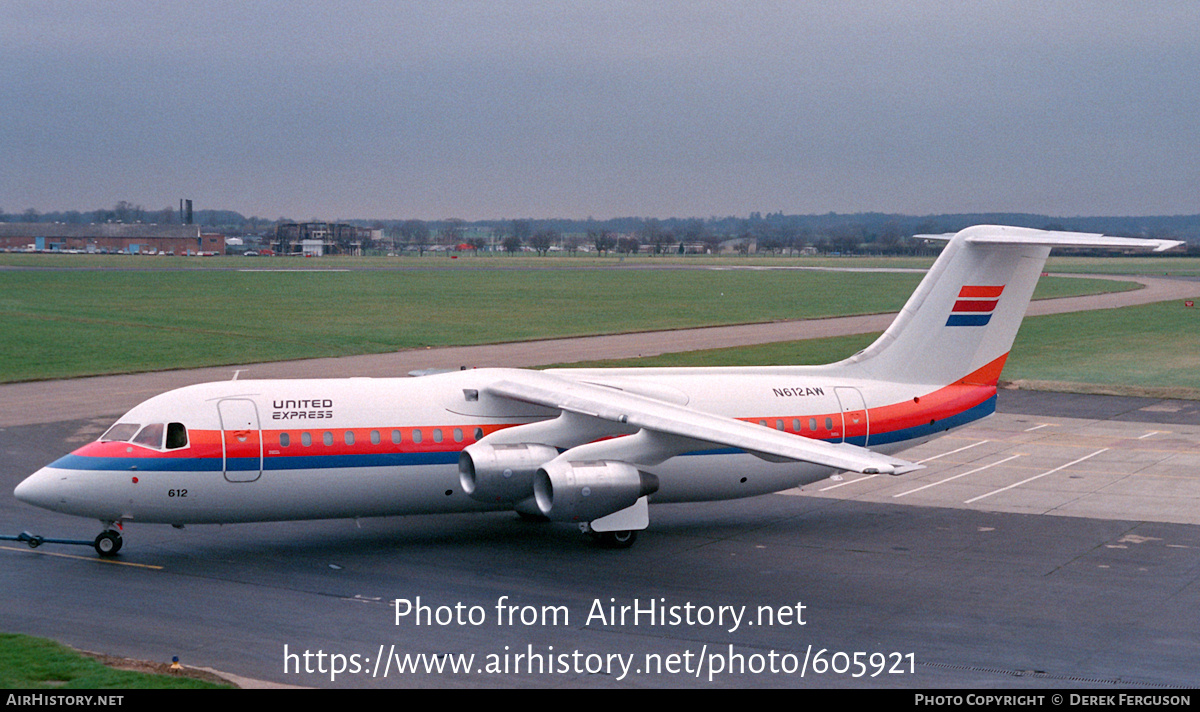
[946,285,1004,326]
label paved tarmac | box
[2,392,1199,688]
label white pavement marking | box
[818,474,878,491]
[964,448,1109,504]
[894,454,1024,498]
[915,440,989,464]
[1138,431,1161,440]
[1024,423,1055,432]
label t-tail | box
[837,225,1181,389]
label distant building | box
[273,222,377,256]
[0,223,224,254]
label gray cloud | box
[3,1,1199,219]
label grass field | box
[0,633,231,688]
[562,300,1200,396]
[0,266,1132,382]
[4,250,1197,274]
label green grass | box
[0,264,1134,382]
[1044,255,1200,277]
[0,633,231,688]
[560,300,1200,395]
[1004,301,1200,390]
[0,251,941,270]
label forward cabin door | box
[834,387,869,447]
[218,399,263,482]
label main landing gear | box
[580,523,639,549]
[595,530,638,549]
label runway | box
[2,391,1199,688]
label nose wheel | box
[94,530,123,557]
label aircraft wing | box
[484,370,921,475]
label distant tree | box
[702,234,724,255]
[529,229,557,256]
[511,219,532,245]
[468,237,487,253]
[399,219,431,255]
[563,234,582,255]
[22,208,40,223]
[616,236,640,254]
[439,218,465,248]
[640,219,677,254]
[589,229,616,255]
[112,201,144,223]
[160,206,176,225]
[502,234,523,253]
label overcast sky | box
[4,1,1199,220]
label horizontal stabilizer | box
[917,226,1183,252]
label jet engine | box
[458,443,559,503]
[533,460,659,522]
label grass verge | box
[0,633,233,689]
[0,267,1130,382]
[560,300,1200,398]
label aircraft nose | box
[14,468,65,511]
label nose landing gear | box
[94,529,123,557]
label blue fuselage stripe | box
[49,398,996,474]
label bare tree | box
[529,229,557,256]
[399,219,431,255]
[589,229,616,255]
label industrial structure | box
[0,223,224,255]
[272,222,380,256]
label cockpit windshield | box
[100,423,141,442]
[132,423,165,449]
[99,422,188,450]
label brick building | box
[0,223,224,255]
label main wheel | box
[94,530,123,557]
[596,530,638,549]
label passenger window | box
[101,423,141,442]
[370,430,381,445]
[323,431,333,446]
[775,420,784,431]
[392,429,402,444]
[132,423,164,449]
[809,418,817,431]
[412,429,423,444]
[825,417,833,431]
[433,429,443,443]
[280,432,291,448]
[473,427,483,441]
[792,419,801,432]
[344,431,355,446]
[166,422,189,449]
[453,428,463,443]
[302,432,312,447]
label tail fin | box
[841,225,1181,387]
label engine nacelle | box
[459,443,559,503]
[533,460,659,523]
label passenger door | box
[834,387,869,446]
[218,399,262,482]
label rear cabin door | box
[834,387,869,446]
[218,399,262,482]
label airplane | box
[13,225,1183,555]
